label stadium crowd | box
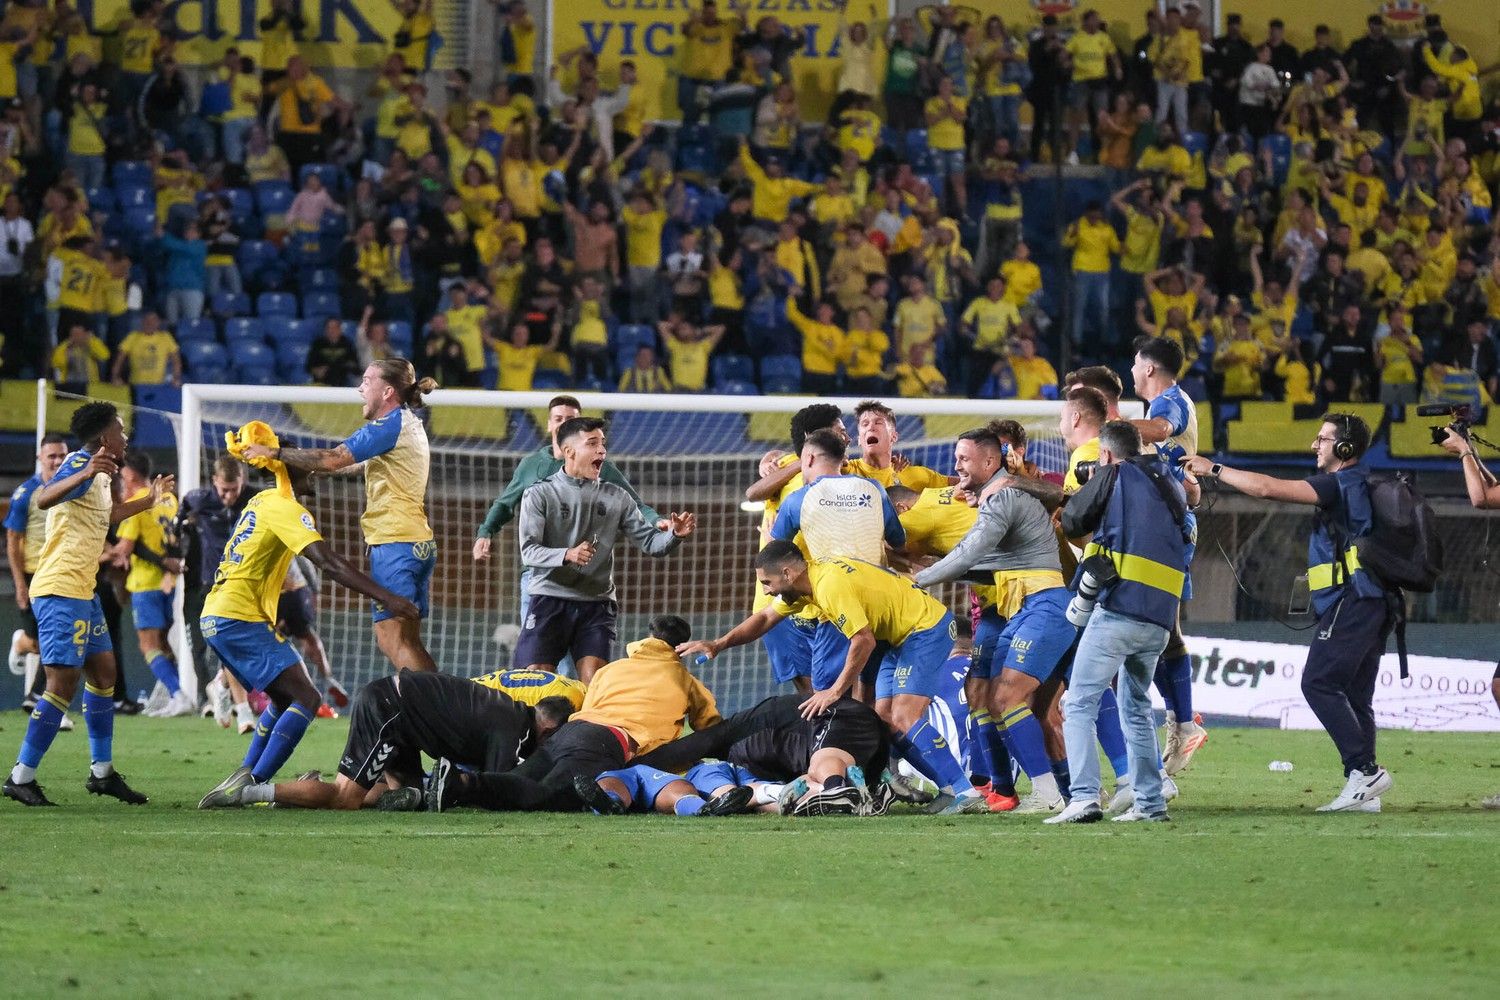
[0,0,1492,412]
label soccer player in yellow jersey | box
[848,399,954,491]
[245,360,438,673]
[743,404,850,693]
[472,668,587,710]
[888,483,1017,811]
[113,451,192,718]
[683,543,988,814]
[199,426,419,809]
[5,403,167,807]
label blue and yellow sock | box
[904,718,973,793]
[967,709,996,783]
[81,682,115,769]
[241,706,282,771]
[13,691,68,779]
[891,734,942,786]
[1096,687,1130,779]
[147,653,180,697]
[250,703,315,782]
[673,796,707,816]
[999,704,1060,799]
[978,718,1017,797]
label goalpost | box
[175,386,1132,712]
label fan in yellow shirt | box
[51,324,109,386]
[785,294,846,394]
[110,313,181,386]
[737,139,821,223]
[1011,336,1059,400]
[1213,316,1267,399]
[494,322,557,390]
[660,319,724,393]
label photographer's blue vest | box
[1308,467,1387,616]
[1080,459,1188,631]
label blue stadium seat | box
[192,364,231,385]
[532,371,569,390]
[256,292,297,318]
[318,211,348,239]
[608,411,745,455]
[613,323,655,351]
[211,291,251,317]
[386,320,413,354]
[237,368,281,386]
[276,341,309,373]
[281,317,321,345]
[904,129,929,161]
[174,317,218,344]
[577,375,608,393]
[918,173,944,200]
[86,187,117,213]
[298,163,343,195]
[1259,134,1291,187]
[759,354,802,383]
[301,291,340,320]
[676,145,717,176]
[122,207,156,236]
[298,267,339,291]
[222,317,265,344]
[233,341,276,374]
[716,379,760,396]
[253,180,295,216]
[677,124,714,148]
[131,386,181,447]
[711,353,754,385]
[1183,131,1209,158]
[110,161,152,188]
[236,240,279,283]
[182,341,229,375]
[762,375,801,394]
[114,184,153,209]
[222,187,255,219]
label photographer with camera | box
[1050,421,1192,824]
[1184,413,1395,812]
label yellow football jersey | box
[773,557,948,646]
[203,490,323,625]
[30,450,113,601]
[344,408,433,546]
[753,452,806,614]
[899,487,998,610]
[471,668,587,710]
[1063,438,1101,495]
[117,487,178,593]
[846,457,951,491]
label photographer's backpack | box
[1349,473,1443,677]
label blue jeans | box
[1062,606,1169,811]
[221,117,254,164]
[207,264,243,299]
[164,288,205,324]
[65,153,105,191]
[1071,270,1110,348]
[987,95,1020,147]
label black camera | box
[1072,459,1098,486]
[1419,403,1473,445]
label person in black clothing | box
[1442,256,1489,334]
[305,317,360,386]
[1298,25,1340,79]
[1317,304,1377,402]
[1343,15,1402,137]
[1128,8,1161,107]
[1210,14,1255,135]
[1302,250,1365,334]
[1440,319,1500,401]
[1264,19,1300,80]
[1027,15,1069,163]
[175,455,250,702]
[736,16,805,90]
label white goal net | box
[179,387,1084,713]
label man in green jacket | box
[472,395,664,623]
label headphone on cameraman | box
[1330,414,1359,462]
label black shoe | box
[19,698,37,713]
[793,784,864,817]
[4,777,55,806]
[865,782,897,817]
[425,757,460,814]
[698,784,754,816]
[113,700,144,716]
[376,786,424,812]
[86,770,148,804]
[573,774,626,815]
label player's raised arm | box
[35,450,118,510]
[678,605,786,661]
[301,539,419,621]
[243,442,358,473]
[622,501,691,555]
[745,458,801,501]
[110,473,175,525]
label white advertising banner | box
[1177,635,1500,732]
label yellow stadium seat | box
[291,402,364,439]
[747,411,788,443]
[1227,420,1309,454]
[431,401,513,441]
[1236,400,1293,423]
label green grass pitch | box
[0,716,1495,998]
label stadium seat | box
[182,341,229,375]
[194,364,231,384]
[222,317,265,344]
[608,411,746,455]
[276,341,310,373]
[577,376,608,393]
[110,161,152,188]
[711,354,755,386]
[236,239,279,282]
[716,379,759,396]
[114,184,153,209]
[301,290,340,320]
[614,324,655,351]
[85,187,117,213]
[759,354,802,383]
[122,207,156,237]
[903,129,929,161]
[386,321,414,354]
[1259,134,1291,187]
[211,291,251,317]
[131,386,181,447]
[676,145,717,176]
[298,267,339,291]
[532,371,569,390]
[298,162,343,195]
[233,341,276,373]
[253,180,295,217]
[1183,131,1209,158]
[172,317,217,344]
[236,368,280,386]
[761,375,802,395]
[284,317,323,344]
[221,187,255,219]
[256,292,297,318]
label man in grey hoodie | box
[514,417,696,681]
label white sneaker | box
[1044,798,1103,824]
[58,713,74,732]
[1112,806,1170,822]
[1481,791,1500,811]
[1165,716,1208,776]
[142,682,170,717]
[7,629,26,675]
[235,703,256,735]
[1350,797,1381,813]
[161,691,197,718]
[1316,766,1392,812]
[1106,780,1135,817]
[1065,151,1080,166]
[1162,774,1179,802]
[211,682,233,728]
[1010,789,1065,815]
[22,652,40,700]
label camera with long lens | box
[1419,403,1474,446]
[1066,554,1121,628]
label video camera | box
[1418,403,1474,446]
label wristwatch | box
[1209,462,1224,478]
